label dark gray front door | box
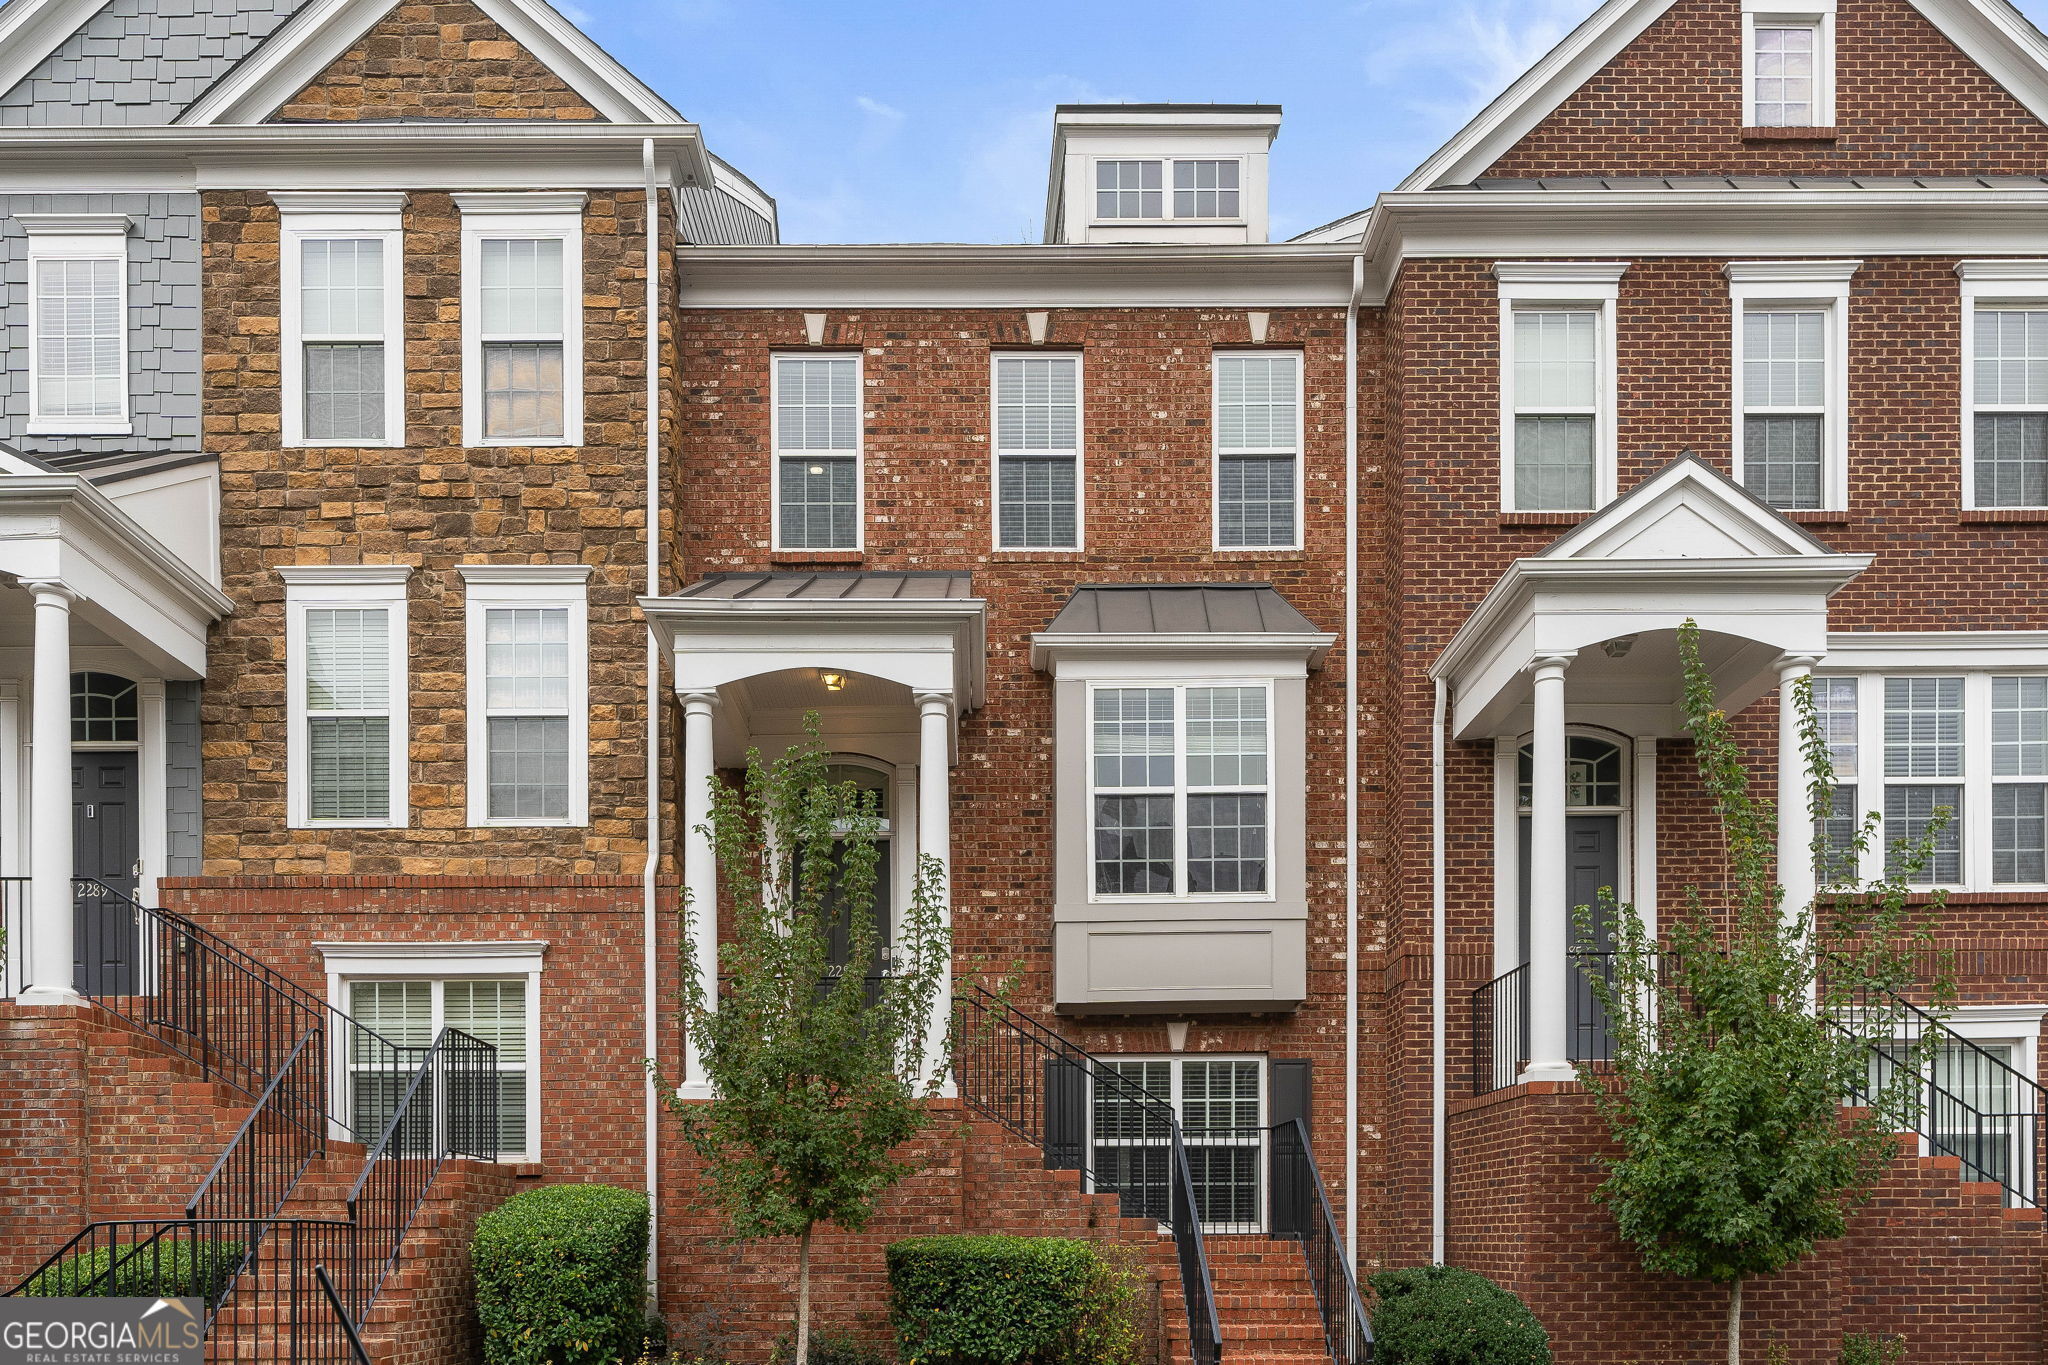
[1518,813,1622,1060]
[73,751,140,994]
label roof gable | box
[1538,455,1831,562]
[0,0,308,125]
[1399,0,2048,189]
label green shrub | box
[1842,1334,1906,1365]
[887,1235,1141,1365]
[770,1330,892,1365]
[1367,1266,1551,1365]
[20,1239,245,1299]
[473,1183,650,1365]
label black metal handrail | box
[316,1265,373,1365]
[1271,1118,1371,1364]
[1469,950,1618,1094]
[0,876,27,996]
[187,1026,327,1224]
[953,982,1224,1365]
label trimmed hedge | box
[887,1235,1140,1365]
[474,1183,649,1365]
[1367,1266,1551,1365]
[20,1240,244,1300]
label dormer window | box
[1174,160,1240,219]
[1744,7,1833,129]
[1096,160,1163,219]
[1094,158,1242,222]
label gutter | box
[1432,677,1448,1265]
[1344,250,1364,1270]
[641,137,664,1313]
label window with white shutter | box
[993,354,1080,549]
[1214,353,1301,549]
[21,215,132,434]
[284,567,410,829]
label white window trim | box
[990,351,1084,552]
[274,192,407,450]
[1089,1054,1269,1231]
[1212,349,1304,552]
[317,939,546,1164]
[19,213,133,436]
[1742,4,1836,129]
[770,350,865,553]
[1088,156,1247,225]
[1958,260,2048,511]
[1085,677,1278,906]
[1495,262,1626,513]
[459,564,591,828]
[1893,1005,2043,1179]
[1727,260,1858,513]
[456,193,586,449]
[281,565,411,830]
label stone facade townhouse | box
[3,0,2048,1362]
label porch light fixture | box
[1602,635,1638,659]
[820,671,848,692]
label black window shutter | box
[1270,1059,1312,1234]
[1044,1055,1089,1172]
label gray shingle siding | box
[0,192,203,459]
[165,678,202,875]
[0,0,308,125]
[676,185,776,245]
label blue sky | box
[558,0,2048,244]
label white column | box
[915,692,954,1093]
[20,582,78,1006]
[680,690,719,1090]
[1778,657,1820,933]
[1522,653,1576,1083]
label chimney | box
[1044,104,1281,246]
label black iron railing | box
[0,876,26,995]
[1470,951,1617,1094]
[953,983,1224,1365]
[1271,1119,1371,1364]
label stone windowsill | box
[1742,126,1839,140]
[1959,509,2048,525]
[1498,511,1587,528]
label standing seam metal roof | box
[1044,584,1323,634]
[674,572,975,602]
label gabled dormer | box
[1043,103,1279,245]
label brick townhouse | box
[2,0,2048,1361]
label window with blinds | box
[300,238,388,443]
[348,976,530,1159]
[1741,309,1829,510]
[305,607,394,822]
[1510,309,1599,511]
[774,354,862,550]
[993,355,1079,549]
[481,607,572,821]
[1090,1057,1265,1231]
[1972,308,2048,508]
[33,256,124,422]
[478,238,567,441]
[1214,353,1301,548]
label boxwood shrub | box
[20,1239,244,1300]
[1367,1265,1551,1365]
[887,1234,1141,1365]
[473,1183,649,1365]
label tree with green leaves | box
[1579,622,1952,1365]
[656,720,951,1365]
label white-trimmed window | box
[1091,1056,1265,1230]
[1728,261,1855,511]
[1094,158,1242,221]
[457,193,585,447]
[1214,352,1302,549]
[1959,261,2048,510]
[1496,263,1625,512]
[1872,1006,2043,1193]
[275,193,407,448]
[1744,7,1834,128]
[773,353,862,551]
[282,566,410,829]
[460,565,589,827]
[993,353,1081,549]
[20,214,131,435]
[322,941,544,1163]
[1089,682,1272,900]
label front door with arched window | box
[1517,733,1627,1061]
[71,671,141,994]
[817,761,893,989]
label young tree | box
[1579,622,1952,1365]
[656,720,950,1365]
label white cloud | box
[1361,0,1596,129]
[854,95,908,155]
[956,75,1122,244]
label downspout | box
[1344,250,1364,1269]
[1432,676,1448,1265]
[641,136,664,1312]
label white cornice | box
[1030,631,1337,673]
[453,191,590,216]
[0,475,235,620]
[1822,631,2048,669]
[456,563,594,585]
[1957,258,2048,281]
[277,564,414,586]
[268,191,409,215]
[14,213,132,237]
[316,939,549,960]
[1723,259,1863,284]
[1492,260,1629,286]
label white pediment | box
[1539,456,1829,562]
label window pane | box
[306,608,389,710]
[1993,784,2047,884]
[775,356,860,452]
[1094,795,1174,894]
[1754,25,1816,127]
[997,454,1077,548]
[487,716,570,821]
[309,717,391,821]
[34,257,123,419]
[444,979,527,1062]
[1187,793,1267,894]
[1514,416,1595,510]
[1743,414,1824,509]
[348,979,431,1138]
[994,355,1077,451]
[1743,310,1826,407]
[479,237,564,336]
[1513,310,1597,408]
[1187,687,1268,787]
[1817,784,1861,883]
[1095,160,1163,219]
[1216,354,1299,452]
[1974,309,2048,406]
[1885,784,1962,884]
[305,343,386,442]
[1975,414,2048,508]
[482,342,565,440]
[72,671,139,745]
[1218,454,1297,548]
[1091,1060,1172,1220]
[1181,1059,1261,1133]
[302,238,383,336]
[485,608,570,712]
[1172,159,1241,218]
[1884,677,1964,777]
[1931,1042,2016,1186]
[1815,676,1859,778]
[777,454,859,549]
[1993,677,2048,776]
[1092,688,1174,788]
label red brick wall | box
[1482,0,2048,179]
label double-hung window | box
[1744,9,1833,128]
[1090,1056,1265,1231]
[1959,262,2048,510]
[1094,158,1242,222]
[1214,353,1301,549]
[460,565,589,827]
[1496,263,1623,513]
[275,193,406,448]
[457,193,585,447]
[20,214,131,435]
[1728,261,1855,511]
[993,354,1081,549]
[773,353,862,550]
[283,567,410,829]
[1090,683,1271,899]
